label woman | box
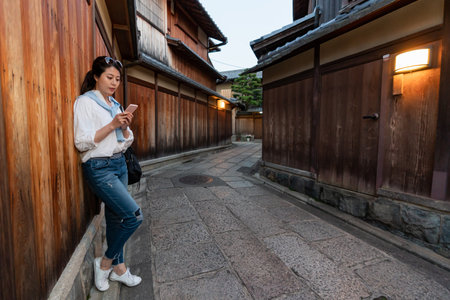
[74,56,143,291]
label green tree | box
[231,72,262,109]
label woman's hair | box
[80,56,123,95]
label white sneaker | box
[109,268,142,287]
[94,257,112,291]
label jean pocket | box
[90,159,110,170]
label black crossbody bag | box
[120,106,142,185]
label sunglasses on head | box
[104,56,123,68]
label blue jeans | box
[82,155,143,265]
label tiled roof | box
[219,69,262,82]
[139,53,233,103]
[246,0,407,73]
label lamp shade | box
[394,49,430,73]
[218,100,226,109]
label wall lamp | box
[394,48,430,73]
[392,48,431,96]
[218,100,226,109]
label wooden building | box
[248,0,450,257]
[0,0,231,299]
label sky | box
[200,0,293,72]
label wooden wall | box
[262,36,443,199]
[263,77,313,172]
[235,115,263,139]
[380,46,441,196]
[0,0,97,299]
[319,60,382,195]
[127,81,231,160]
[165,1,217,89]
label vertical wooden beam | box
[216,98,219,145]
[431,1,450,201]
[376,54,392,189]
[310,45,321,174]
[92,1,96,58]
[177,82,181,152]
[194,90,198,149]
[206,96,209,147]
[123,69,128,108]
[155,73,159,156]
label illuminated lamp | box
[394,48,430,73]
[218,100,226,109]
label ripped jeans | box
[82,154,143,265]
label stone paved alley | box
[90,142,450,300]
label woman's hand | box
[94,112,134,143]
[111,112,133,130]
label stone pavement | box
[93,142,450,300]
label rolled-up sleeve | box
[73,98,98,152]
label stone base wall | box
[47,208,106,300]
[261,166,450,258]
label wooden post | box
[376,54,392,189]
[216,98,219,145]
[206,96,209,147]
[194,90,198,149]
[310,45,321,174]
[154,73,158,156]
[177,82,181,152]
[431,1,450,201]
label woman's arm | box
[94,112,133,143]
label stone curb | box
[253,173,450,272]
[48,207,104,300]
[140,144,232,174]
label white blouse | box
[73,90,134,163]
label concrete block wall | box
[261,166,450,258]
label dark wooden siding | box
[128,81,157,159]
[157,90,178,156]
[181,96,196,151]
[263,77,313,171]
[262,35,443,199]
[197,101,208,148]
[319,60,382,194]
[0,0,96,298]
[235,115,263,139]
[381,61,440,196]
[127,84,230,159]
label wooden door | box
[319,59,382,194]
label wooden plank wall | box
[263,78,313,171]
[197,101,208,148]
[0,0,97,298]
[319,60,382,194]
[127,82,230,159]
[128,81,157,159]
[165,2,217,90]
[235,115,263,139]
[262,39,442,198]
[381,59,440,196]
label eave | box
[176,0,227,42]
[136,53,233,105]
[166,36,225,80]
[250,9,319,59]
[246,0,417,74]
[105,0,138,59]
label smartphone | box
[125,104,138,114]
